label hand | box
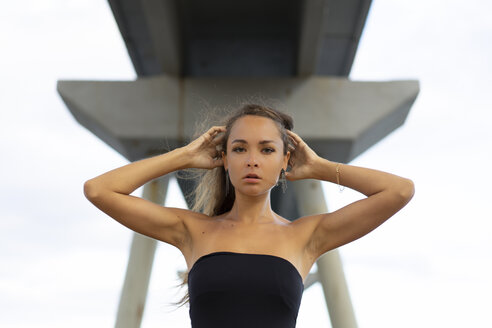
[183,126,226,169]
[285,130,320,181]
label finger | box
[209,125,226,133]
[288,132,304,147]
[213,158,224,167]
[288,135,298,147]
[212,133,226,145]
[286,130,297,141]
[286,129,301,142]
[203,126,225,142]
[284,170,295,181]
[208,125,224,132]
[205,126,225,138]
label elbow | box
[398,178,415,203]
[83,180,101,200]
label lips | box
[243,173,261,179]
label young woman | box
[84,104,414,328]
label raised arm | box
[285,130,414,258]
[84,148,189,196]
[83,126,226,249]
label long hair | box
[170,102,295,308]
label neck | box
[227,191,276,224]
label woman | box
[84,104,414,327]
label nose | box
[246,155,259,167]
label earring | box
[225,169,230,195]
[280,168,287,193]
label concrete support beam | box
[316,0,373,76]
[293,179,357,328]
[303,271,319,290]
[57,76,419,163]
[115,176,170,328]
[106,0,372,77]
[141,0,182,75]
[317,251,358,328]
[298,0,328,76]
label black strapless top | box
[188,251,304,328]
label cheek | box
[266,161,284,181]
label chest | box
[192,219,292,251]
[186,219,316,281]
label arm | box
[83,148,194,248]
[311,158,414,200]
[84,126,226,249]
[84,148,189,196]
[286,130,414,258]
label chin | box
[237,186,272,197]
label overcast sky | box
[1,0,491,327]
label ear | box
[283,151,290,170]
[222,151,227,170]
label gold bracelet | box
[336,163,345,192]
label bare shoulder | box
[275,215,325,279]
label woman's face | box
[222,115,290,196]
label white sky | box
[1,0,491,327]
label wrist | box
[171,146,193,170]
[311,157,337,182]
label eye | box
[232,147,245,152]
[263,148,275,154]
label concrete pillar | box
[293,179,357,328]
[115,176,170,328]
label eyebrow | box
[231,139,276,145]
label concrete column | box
[115,175,170,328]
[293,179,357,328]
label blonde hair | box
[170,102,295,309]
